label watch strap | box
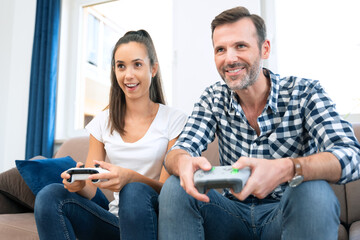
[290,158,302,176]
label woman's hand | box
[61,162,86,192]
[89,160,134,192]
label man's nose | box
[225,49,238,64]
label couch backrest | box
[352,123,360,142]
[54,136,89,162]
[345,123,360,226]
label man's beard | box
[221,58,263,91]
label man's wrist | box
[288,158,304,187]
[165,149,190,176]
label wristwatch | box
[288,158,304,187]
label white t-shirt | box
[85,104,187,216]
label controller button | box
[94,164,100,168]
[231,168,239,174]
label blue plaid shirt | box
[172,69,360,199]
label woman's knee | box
[35,183,73,212]
[120,182,158,203]
[119,182,159,216]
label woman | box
[34,30,187,240]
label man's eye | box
[237,44,245,49]
[216,48,224,53]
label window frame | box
[56,0,112,141]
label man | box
[158,6,360,240]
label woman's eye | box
[117,64,124,69]
[135,62,142,67]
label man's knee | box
[159,175,188,208]
[283,180,340,219]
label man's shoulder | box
[277,75,322,95]
[203,81,230,96]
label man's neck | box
[235,71,270,112]
[235,71,271,136]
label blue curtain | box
[25,0,60,159]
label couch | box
[0,123,359,240]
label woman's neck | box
[125,97,158,119]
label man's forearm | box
[299,152,342,183]
[165,149,191,176]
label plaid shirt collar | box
[229,68,279,117]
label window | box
[56,0,173,140]
[264,0,360,123]
[81,6,119,127]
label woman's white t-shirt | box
[85,104,187,216]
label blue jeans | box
[35,182,159,240]
[158,176,340,240]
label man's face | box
[213,18,268,91]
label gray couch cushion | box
[0,167,35,210]
[0,213,38,240]
[346,180,360,225]
[0,192,32,214]
[339,223,349,240]
[331,184,347,225]
[349,221,360,240]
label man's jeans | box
[35,182,159,240]
[159,176,340,240]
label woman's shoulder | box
[158,104,187,120]
[86,109,109,128]
[94,108,110,119]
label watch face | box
[289,175,304,188]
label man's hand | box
[231,157,293,200]
[177,154,213,202]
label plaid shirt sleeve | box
[302,80,360,183]
[171,85,218,157]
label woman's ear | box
[151,62,159,78]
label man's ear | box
[261,39,271,59]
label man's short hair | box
[211,6,267,49]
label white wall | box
[172,0,261,115]
[0,0,36,172]
[0,0,260,172]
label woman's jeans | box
[35,182,159,240]
[159,176,340,240]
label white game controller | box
[194,166,250,194]
[66,164,110,183]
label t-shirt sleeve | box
[168,108,188,140]
[85,110,108,143]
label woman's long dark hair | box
[108,30,165,135]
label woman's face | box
[113,42,157,101]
